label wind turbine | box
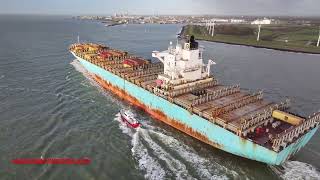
[211,21,215,37]
[257,24,261,42]
[317,26,320,47]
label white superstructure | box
[152,36,214,86]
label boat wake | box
[70,59,89,77]
[270,160,320,180]
[114,113,235,180]
[71,59,123,106]
[114,113,166,180]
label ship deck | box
[94,58,291,147]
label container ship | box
[69,36,319,165]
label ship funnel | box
[189,35,199,49]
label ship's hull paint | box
[73,53,318,165]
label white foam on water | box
[71,60,100,89]
[140,121,162,132]
[114,113,166,180]
[71,59,123,107]
[65,75,70,81]
[0,75,4,79]
[149,130,236,180]
[131,131,167,180]
[70,59,88,75]
[139,128,195,179]
[80,82,91,88]
[70,59,97,88]
[114,110,239,180]
[280,161,320,180]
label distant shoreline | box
[198,38,320,55]
[180,25,320,55]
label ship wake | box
[269,160,320,180]
[70,59,90,77]
[114,113,235,180]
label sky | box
[0,0,319,16]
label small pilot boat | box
[120,110,140,128]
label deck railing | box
[271,111,320,152]
[239,99,291,136]
[191,85,240,106]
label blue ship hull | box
[73,53,318,165]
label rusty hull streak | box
[92,74,223,149]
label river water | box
[0,15,319,180]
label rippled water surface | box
[0,15,320,180]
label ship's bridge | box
[152,36,212,86]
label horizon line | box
[1,13,320,18]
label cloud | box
[191,0,320,16]
[0,0,319,16]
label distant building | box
[251,18,272,25]
[230,19,245,23]
[211,18,228,23]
